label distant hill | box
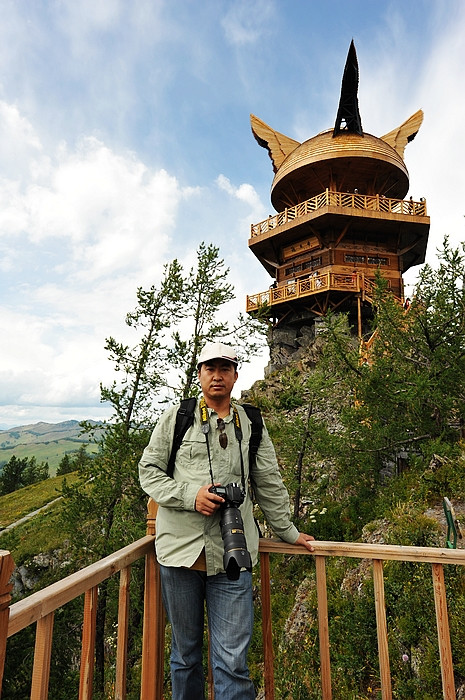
[0,420,103,474]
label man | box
[139,341,315,699]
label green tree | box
[356,237,465,451]
[0,455,25,494]
[22,456,49,485]
[57,447,92,476]
[168,242,266,399]
[56,454,72,476]
[61,259,185,696]
[100,258,185,429]
[0,455,49,494]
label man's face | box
[198,358,238,403]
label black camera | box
[209,483,252,580]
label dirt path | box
[0,496,63,535]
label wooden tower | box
[246,42,430,343]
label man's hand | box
[195,483,225,516]
[294,532,316,552]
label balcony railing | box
[250,190,428,239]
[1,499,464,699]
[246,271,378,312]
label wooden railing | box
[250,190,428,238]
[246,271,378,312]
[1,504,464,699]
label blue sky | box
[1,0,464,427]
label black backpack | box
[166,398,263,478]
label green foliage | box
[167,242,267,399]
[0,455,49,495]
[56,444,93,475]
[100,258,185,428]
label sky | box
[1,0,465,428]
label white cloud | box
[221,0,276,45]
[216,174,266,233]
[0,102,191,423]
[0,1,464,427]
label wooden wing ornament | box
[380,109,424,159]
[250,114,300,173]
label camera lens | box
[220,505,252,580]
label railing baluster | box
[79,586,98,700]
[115,566,131,700]
[373,559,392,699]
[30,611,54,700]
[260,551,275,699]
[141,499,164,700]
[0,551,14,692]
[249,191,427,238]
[432,563,455,700]
[315,556,332,699]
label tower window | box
[345,254,365,264]
[367,256,389,266]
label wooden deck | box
[249,190,427,240]
[246,270,377,312]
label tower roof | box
[271,129,409,210]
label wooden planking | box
[257,539,465,566]
[373,560,392,699]
[115,566,131,700]
[30,612,54,700]
[432,563,455,700]
[8,536,154,637]
[0,551,14,691]
[140,499,164,700]
[79,586,98,700]
[315,556,332,699]
[260,552,275,700]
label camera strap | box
[199,397,216,487]
[199,396,247,492]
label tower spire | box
[333,40,363,136]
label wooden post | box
[0,551,14,694]
[140,499,165,700]
[432,563,455,700]
[79,586,98,700]
[260,552,275,699]
[373,560,392,700]
[31,612,54,700]
[115,566,131,700]
[315,556,332,699]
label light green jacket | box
[138,401,300,576]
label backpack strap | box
[167,397,197,478]
[241,403,263,471]
[240,403,264,538]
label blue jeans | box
[159,565,256,700]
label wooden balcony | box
[246,271,377,313]
[250,190,428,240]
[1,499,464,699]
[248,190,430,276]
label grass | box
[2,499,69,564]
[0,473,79,528]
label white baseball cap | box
[197,342,238,368]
